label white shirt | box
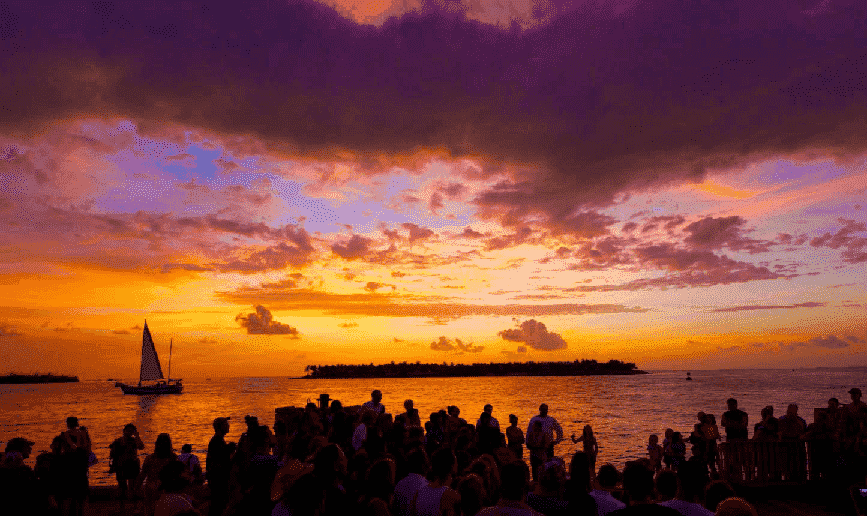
[352,423,368,451]
[394,472,427,516]
[477,416,500,429]
[590,489,626,516]
[362,401,385,414]
[527,415,563,442]
[177,452,200,472]
[657,499,714,516]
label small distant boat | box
[686,372,692,381]
[117,321,182,395]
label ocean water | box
[1,368,862,486]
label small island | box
[304,359,646,379]
[0,373,80,384]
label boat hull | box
[118,382,183,395]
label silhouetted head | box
[245,415,259,429]
[622,460,655,504]
[715,497,758,516]
[154,433,173,458]
[483,404,493,414]
[66,416,79,429]
[655,469,677,501]
[597,464,619,488]
[727,398,738,410]
[404,399,414,410]
[213,417,230,434]
[678,459,709,502]
[828,398,840,409]
[500,461,530,501]
[787,404,798,417]
[406,449,429,476]
[509,414,518,425]
[649,434,659,445]
[458,474,486,516]
[371,390,382,403]
[429,448,457,481]
[124,423,138,437]
[704,480,737,512]
[539,404,549,416]
[181,444,192,454]
[569,452,591,493]
[159,460,190,493]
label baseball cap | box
[850,388,862,396]
[213,416,231,426]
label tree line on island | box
[303,358,645,378]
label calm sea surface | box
[1,369,863,486]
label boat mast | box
[168,338,172,382]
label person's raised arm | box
[553,419,564,444]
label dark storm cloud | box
[3,0,866,224]
[235,305,300,337]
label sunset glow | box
[1,0,865,378]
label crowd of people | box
[3,387,867,516]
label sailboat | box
[117,321,183,395]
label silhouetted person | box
[527,420,550,482]
[657,460,713,516]
[778,403,806,440]
[528,404,564,460]
[476,404,499,429]
[565,452,597,515]
[153,459,198,516]
[138,433,178,516]
[591,464,625,515]
[410,448,459,516]
[207,417,234,516]
[476,461,541,516]
[363,390,386,416]
[403,399,422,428]
[394,449,429,516]
[753,406,779,440]
[110,423,145,513]
[721,399,748,441]
[527,457,569,516]
[179,444,204,485]
[359,457,396,516]
[571,425,598,478]
[0,437,38,516]
[703,480,736,513]
[506,414,525,460]
[609,461,678,515]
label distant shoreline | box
[0,373,79,384]
[303,359,647,379]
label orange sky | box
[0,0,865,377]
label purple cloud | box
[331,235,373,260]
[235,305,300,337]
[498,319,567,351]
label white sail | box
[139,321,164,383]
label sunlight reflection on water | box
[1,368,862,486]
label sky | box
[0,0,865,378]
